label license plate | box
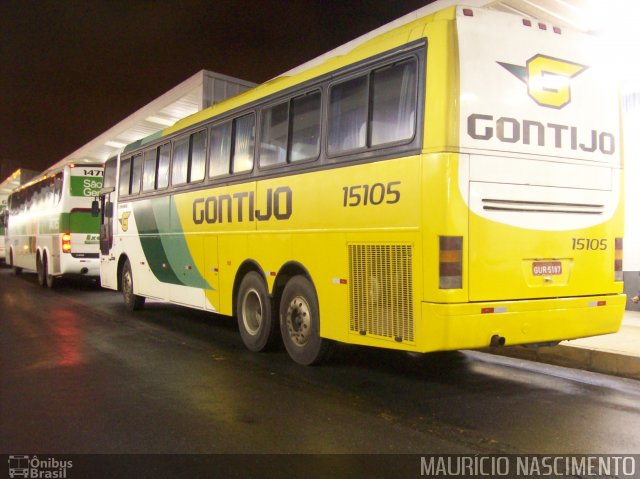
[532,261,562,276]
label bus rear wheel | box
[36,253,46,286]
[236,271,277,352]
[44,255,56,289]
[121,259,145,311]
[279,275,332,366]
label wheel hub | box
[286,296,311,346]
[242,289,263,335]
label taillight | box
[615,238,623,281]
[439,236,463,289]
[62,233,71,253]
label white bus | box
[6,163,103,287]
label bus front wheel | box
[279,275,332,366]
[236,271,278,352]
[121,259,145,311]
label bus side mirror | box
[91,199,100,217]
[104,201,113,218]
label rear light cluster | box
[615,238,623,281]
[62,233,71,253]
[439,236,463,289]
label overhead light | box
[146,115,175,126]
[105,140,127,149]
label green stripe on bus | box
[160,200,211,290]
[133,199,211,290]
[134,199,183,285]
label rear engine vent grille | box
[482,198,604,215]
[348,244,414,343]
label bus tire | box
[9,250,22,275]
[236,271,277,352]
[36,253,46,287]
[279,275,332,366]
[44,254,56,289]
[121,259,145,311]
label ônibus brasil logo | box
[498,54,588,109]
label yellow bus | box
[97,5,624,365]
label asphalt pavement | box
[485,310,640,380]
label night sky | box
[0,0,433,174]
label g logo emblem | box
[498,54,587,109]
[119,211,131,232]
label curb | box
[482,344,640,381]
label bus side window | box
[53,173,63,205]
[130,153,143,195]
[260,101,289,168]
[104,157,118,189]
[190,130,207,183]
[232,113,255,174]
[209,122,232,178]
[172,136,190,186]
[119,157,132,197]
[327,58,418,155]
[290,91,321,162]
[328,74,368,155]
[370,59,417,146]
[142,149,157,192]
[44,177,55,207]
[157,144,171,189]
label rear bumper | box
[59,256,100,277]
[420,294,625,352]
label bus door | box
[99,157,118,289]
[99,190,117,288]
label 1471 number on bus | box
[342,181,401,207]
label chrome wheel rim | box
[241,288,263,336]
[123,270,133,301]
[285,295,311,347]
